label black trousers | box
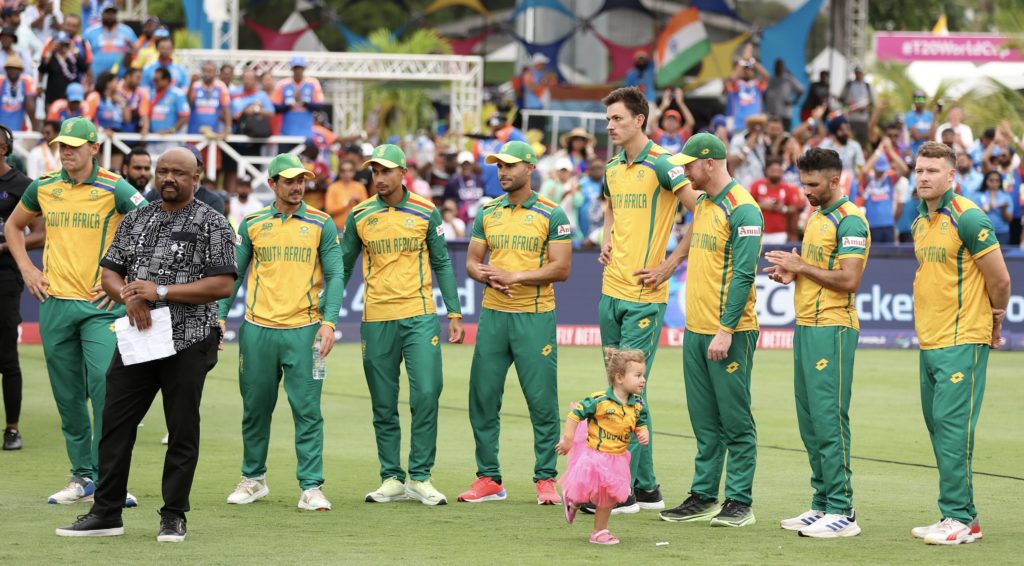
[0,277,23,425]
[90,330,218,520]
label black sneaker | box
[157,513,187,543]
[660,493,721,522]
[710,499,756,528]
[3,428,20,450]
[55,513,124,537]
[578,493,640,515]
[634,484,665,510]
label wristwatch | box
[156,285,168,301]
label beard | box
[835,134,849,144]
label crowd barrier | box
[16,244,1024,350]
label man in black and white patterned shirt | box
[56,147,236,543]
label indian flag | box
[655,7,711,86]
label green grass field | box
[1,344,1022,565]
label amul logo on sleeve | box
[737,226,762,238]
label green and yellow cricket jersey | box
[568,388,649,455]
[912,189,1000,350]
[341,188,462,322]
[471,192,571,313]
[602,140,689,304]
[218,201,344,329]
[18,162,145,300]
[685,181,763,335]
[796,196,870,329]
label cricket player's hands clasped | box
[477,263,516,297]
[316,324,335,356]
[20,264,49,302]
[635,428,650,445]
[89,285,115,311]
[707,329,732,361]
[992,308,1006,349]
[764,248,802,284]
[448,317,465,344]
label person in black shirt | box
[0,126,43,450]
[56,147,236,542]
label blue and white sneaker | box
[125,492,138,508]
[799,511,862,538]
[48,477,96,505]
[781,509,824,531]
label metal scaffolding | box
[175,49,484,137]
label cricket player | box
[218,153,343,511]
[909,142,1010,545]
[341,144,464,506]
[764,147,870,538]
[456,140,572,505]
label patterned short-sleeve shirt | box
[101,198,237,352]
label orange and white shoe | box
[457,477,507,503]
[923,518,976,545]
[536,478,561,505]
[969,517,983,540]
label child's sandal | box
[589,529,619,545]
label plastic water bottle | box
[312,336,326,381]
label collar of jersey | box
[271,200,309,219]
[708,179,739,205]
[603,386,639,406]
[615,139,654,165]
[917,188,954,217]
[818,195,849,216]
[60,160,99,185]
[376,187,411,209]
[497,191,539,209]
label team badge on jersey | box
[131,192,145,206]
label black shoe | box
[55,513,124,537]
[660,493,721,522]
[634,484,665,510]
[709,499,756,527]
[157,513,187,543]
[3,428,20,450]
[578,493,640,516]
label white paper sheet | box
[114,307,176,366]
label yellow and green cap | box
[668,132,727,165]
[485,140,537,165]
[268,153,313,179]
[52,117,98,147]
[361,144,407,170]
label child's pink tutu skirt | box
[558,419,631,508]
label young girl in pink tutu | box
[556,348,649,545]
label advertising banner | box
[875,32,1024,63]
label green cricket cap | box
[268,153,313,179]
[361,144,407,170]
[668,132,728,165]
[52,117,98,147]
[484,140,537,165]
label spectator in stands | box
[904,90,935,155]
[340,143,373,192]
[141,29,188,92]
[624,49,656,102]
[227,175,265,230]
[0,55,35,131]
[764,59,803,130]
[709,114,729,144]
[840,65,874,147]
[724,58,768,131]
[652,88,694,154]
[970,127,995,170]
[954,150,982,195]
[120,145,151,194]
[80,0,104,29]
[819,115,865,178]
[764,114,791,159]
[27,118,60,178]
[540,156,582,237]
[88,71,127,133]
[801,70,832,121]
[443,150,484,223]
[750,156,803,244]
[325,158,366,230]
[555,127,595,176]
[39,30,85,108]
[728,114,769,189]
[128,15,159,70]
[47,81,90,123]
[0,26,32,79]
[145,67,189,155]
[985,123,1024,244]
[83,2,135,78]
[299,141,329,209]
[522,52,555,112]
[272,55,325,143]
[24,0,62,44]
[187,61,231,136]
[934,105,972,153]
[475,113,527,198]
[971,170,1013,244]
[440,201,465,240]
[118,66,147,134]
[2,5,41,70]
[219,64,233,88]
[42,13,90,73]
[858,138,910,244]
[578,156,604,241]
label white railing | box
[12,132,306,188]
[518,109,612,156]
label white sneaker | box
[780,509,824,531]
[923,518,975,545]
[364,477,408,503]
[911,520,942,539]
[799,512,862,538]
[48,477,95,504]
[226,477,269,505]
[161,433,169,445]
[297,488,332,511]
[405,479,448,506]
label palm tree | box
[353,29,453,141]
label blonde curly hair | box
[603,347,646,385]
